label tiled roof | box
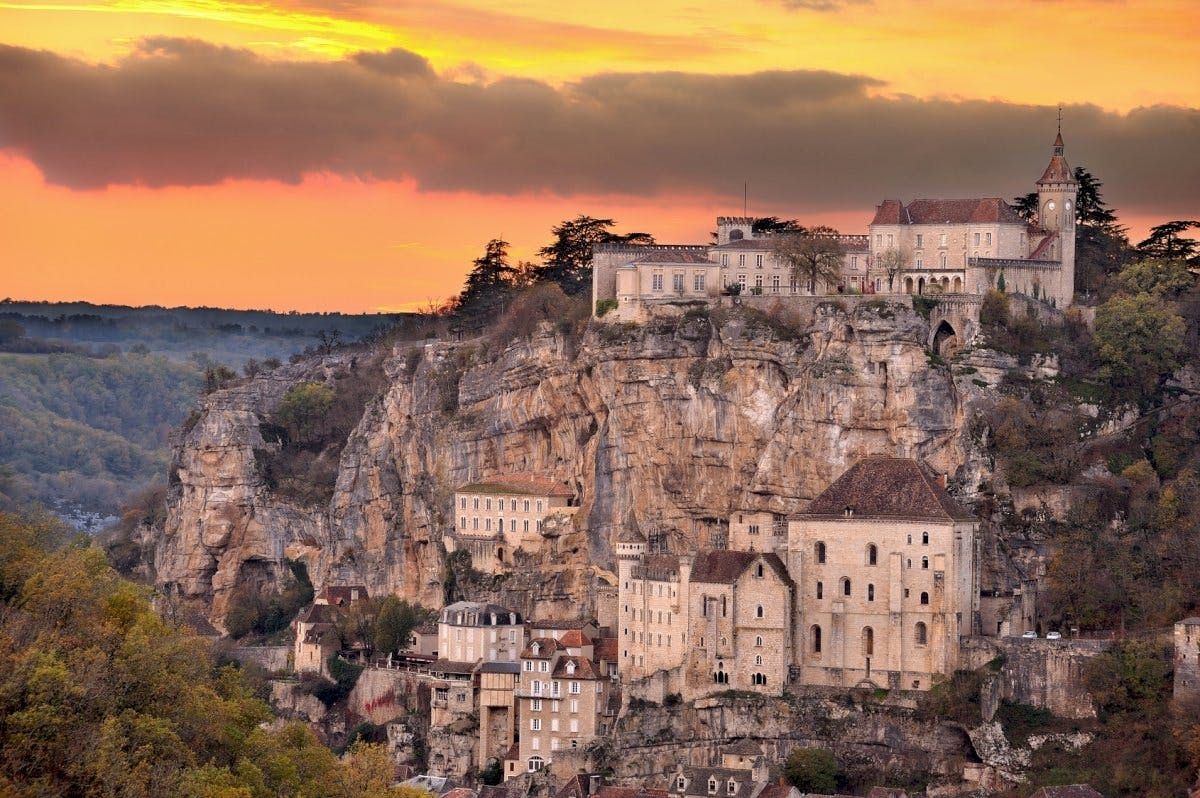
[670,767,761,798]
[457,474,572,497]
[690,550,793,587]
[503,742,520,761]
[429,659,477,675]
[559,629,594,648]
[594,638,618,662]
[530,618,595,630]
[595,788,670,798]
[521,637,564,659]
[800,457,976,522]
[555,774,593,798]
[1178,617,1200,625]
[1037,154,1076,185]
[633,250,716,265]
[442,789,477,798]
[723,739,763,756]
[871,198,1026,226]
[1027,787,1104,798]
[479,787,519,798]
[441,601,523,626]
[299,603,339,624]
[414,622,437,635]
[1028,232,1058,260]
[552,654,601,679]
[866,788,910,798]
[756,786,795,798]
[478,661,520,674]
[321,585,367,606]
[182,610,221,637]
[635,554,684,580]
[712,239,773,251]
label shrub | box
[784,747,839,793]
[980,289,1010,327]
[595,298,618,317]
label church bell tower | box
[1035,112,1078,306]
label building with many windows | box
[591,130,1077,319]
[447,475,576,573]
[438,601,527,664]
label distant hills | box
[0,300,413,527]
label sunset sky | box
[1,0,1198,312]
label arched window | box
[729,229,744,241]
[755,635,763,647]
[755,655,763,666]
[862,626,874,657]
[751,673,767,686]
[907,533,912,545]
[528,756,545,772]
[922,531,929,545]
[920,591,929,605]
[811,625,822,654]
[867,544,878,566]
[921,556,929,569]
[816,581,823,599]
[756,563,764,578]
[756,605,764,618]
[915,622,928,645]
[841,577,851,597]
[867,584,875,602]
[815,541,826,564]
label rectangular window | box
[484,518,490,531]
[550,719,559,732]
[532,698,541,711]
[694,272,706,292]
[510,519,516,532]
[537,501,543,512]
[851,256,858,269]
[531,738,540,751]
[754,275,763,291]
[570,718,579,733]
[524,661,533,672]
[875,234,882,247]
[974,232,981,246]
[460,516,466,529]
[651,273,663,292]
[738,254,745,267]
[771,276,779,293]
[672,273,684,292]
[523,520,529,533]
[986,232,992,246]
[486,498,491,510]
[460,497,466,509]
[940,233,948,247]
[569,699,579,713]
[473,498,479,510]
[916,234,923,248]
[531,718,541,731]
[524,499,530,512]
[915,257,923,268]
[721,254,729,266]
[511,499,517,511]
[756,254,763,268]
[737,274,747,289]
[886,234,894,247]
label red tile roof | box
[552,654,601,679]
[530,618,595,630]
[593,638,618,663]
[321,585,368,606]
[756,786,795,798]
[801,457,975,522]
[521,637,564,659]
[690,550,792,587]
[1028,232,1058,260]
[458,474,572,497]
[871,198,1026,227]
[1037,154,1076,185]
[558,629,593,648]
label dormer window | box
[677,777,687,791]
[531,642,540,655]
[708,778,718,794]
[566,661,576,674]
[727,780,737,795]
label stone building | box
[616,528,691,679]
[447,475,576,573]
[294,602,339,675]
[513,634,620,776]
[478,661,521,770]
[787,457,980,690]
[591,129,1077,319]
[665,741,789,798]
[1174,617,1200,704]
[438,601,526,664]
[685,550,794,696]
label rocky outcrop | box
[154,302,969,627]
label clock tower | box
[1035,116,1078,306]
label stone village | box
[218,132,1199,798]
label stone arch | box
[905,277,914,294]
[952,275,962,292]
[918,277,926,294]
[932,319,961,358]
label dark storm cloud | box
[0,39,1197,217]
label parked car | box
[1046,631,1062,640]
[1022,630,1038,639]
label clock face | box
[1065,201,1072,211]
[1047,201,1056,211]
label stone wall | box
[960,636,1107,720]
[230,645,291,673]
[346,666,430,726]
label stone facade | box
[438,601,527,664]
[1174,617,1200,704]
[619,457,978,694]
[448,475,577,574]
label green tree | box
[203,364,238,394]
[751,217,804,235]
[1094,293,1185,396]
[1116,258,1193,298]
[0,318,25,345]
[771,227,846,294]
[457,238,517,321]
[784,747,839,793]
[275,382,336,447]
[1136,220,1200,264]
[535,216,654,296]
[372,597,431,655]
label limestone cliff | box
[154,302,970,627]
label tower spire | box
[1054,105,1064,155]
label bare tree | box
[771,226,846,294]
[874,247,910,292]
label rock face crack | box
[155,305,968,628]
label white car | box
[1046,631,1062,640]
[1021,630,1038,639]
